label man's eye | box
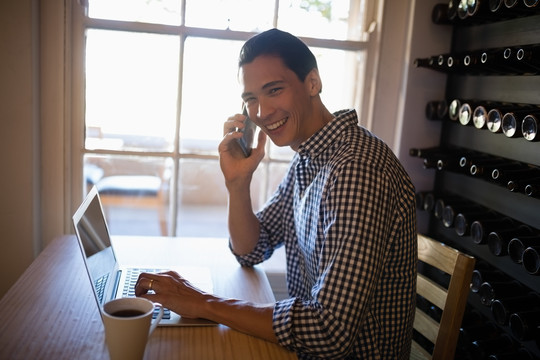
[269,87,283,95]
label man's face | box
[239,55,320,151]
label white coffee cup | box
[102,297,164,360]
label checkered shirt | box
[233,109,417,359]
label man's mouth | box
[266,118,287,131]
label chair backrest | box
[411,234,475,360]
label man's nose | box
[257,99,275,120]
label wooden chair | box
[411,234,475,360]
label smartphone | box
[236,106,257,157]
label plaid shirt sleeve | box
[233,110,417,360]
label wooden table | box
[0,235,297,360]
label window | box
[74,0,372,238]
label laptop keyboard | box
[122,268,171,320]
[95,273,109,304]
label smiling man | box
[136,29,417,359]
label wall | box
[371,0,453,232]
[0,0,39,297]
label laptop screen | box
[72,186,117,304]
[74,186,111,256]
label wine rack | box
[412,1,540,358]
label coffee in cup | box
[102,297,163,360]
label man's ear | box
[305,68,323,96]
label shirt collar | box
[297,109,358,160]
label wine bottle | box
[500,46,526,74]
[439,53,460,72]
[491,0,535,18]
[409,146,443,158]
[470,158,519,178]
[414,53,464,73]
[488,224,534,257]
[508,235,540,263]
[522,245,540,274]
[478,280,525,306]
[491,293,540,325]
[467,0,497,22]
[505,0,520,7]
[523,0,540,8]
[461,100,497,126]
[423,192,436,212]
[432,3,453,24]
[442,203,484,228]
[487,348,535,360]
[471,268,506,293]
[459,151,491,171]
[416,191,436,212]
[487,105,517,133]
[502,111,526,138]
[515,44,540,74]
[470,334,515,360]
[461,307,485,328]
[458,101,476,125]
[525,179,540,197]
[508,176,540,193]
[447,0,459,20]
[423,149,467,170]
[493,166,540,184]
[415,191,428,210]
[480,47,509,74]
[425,100,439,120]
[436,149,476,173]
[489,162,527,184]
[506,0,540,14]
[414,56,447,73]
[454,210,497,236]
[457,0,470,19]
[425,100,449,121]
[502,107,540,138]
[462,51,484,73]
[473,104,489,129]
[434,195,471,220]
[482,164,524,184]
[471,217,515,244]
[522,114,538,141]
[460,321,500,344]
[490,0,506,12]
[509,310,540,340]
[449,98,462,121]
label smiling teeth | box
[266,119,286,130]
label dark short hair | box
[238,28,318,81]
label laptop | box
[72,185,215,326]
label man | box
[136,28,417,359]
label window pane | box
[185,0,274,31]
[314,47,363,112]
[278,0,356,40]
[180,38,244,154]
[176,159,228,237]
[88,0,182,26]
[84,154,173,236]
[267,162,291,199]
[85,30,179,153]
[267,143,296,161]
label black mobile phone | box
[236,107,257,157]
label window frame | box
[69,0,381,236]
